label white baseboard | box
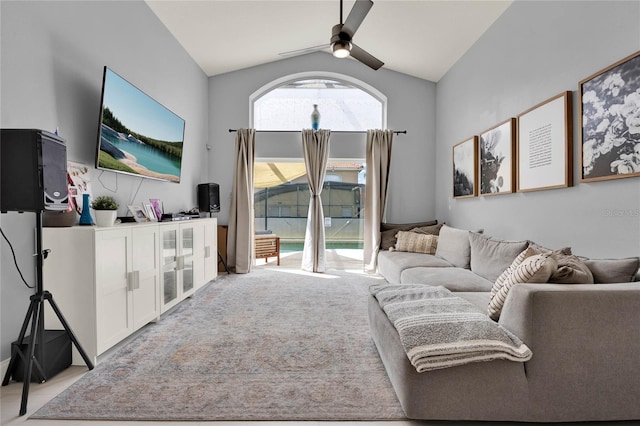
[1,357,9,381]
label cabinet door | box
[131,226,160,328]
[161,224,179,313]
[95,228,133,354]
[203,219,217,284]
[180,223,195,297]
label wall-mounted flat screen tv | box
[95,66,185,183]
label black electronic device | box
[11,330,71,383]
[197,182,220,213]
[0,129,69,212]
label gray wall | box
[0,1,209,360]
[435,0,640,258]
[208,52,437,226]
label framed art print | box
[144,203,158,221]
[479,118,516,196]
[580,50,640,182]
[517,91,573,192]
[453,136,478,198]
[128,205,148,222]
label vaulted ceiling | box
[145,0,512,82]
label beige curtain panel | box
[363,129,394,273]
[227,128,255,274]
[301,129,331,273]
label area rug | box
[32,268,405,421]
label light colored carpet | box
[32,268,405,421]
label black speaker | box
[197,183,220,213]
[1,129,69,212]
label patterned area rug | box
[32,268,405,421]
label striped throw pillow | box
[392,231,438,254]
[491,247,535,297]
[488,253,558,321]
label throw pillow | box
[550,254,594,284]
[491,247,535,297]
[528,244,593,284]
[469,232,530,283]
[379,220,438,250]
[434,224,474,269]
[392,231,438,254]
[488,253,558,321]
[528,242,572,256]
[409,223,444,235]
[582,257,640,283]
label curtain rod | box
[228,129,407,135]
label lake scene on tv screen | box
[98,68,184,183]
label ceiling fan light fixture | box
[332,40,351,58]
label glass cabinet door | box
[162,227,178,306]
[181,226,194,293]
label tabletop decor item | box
[78,193,94,225]
[91,195,119,227]
[311,104,321,130]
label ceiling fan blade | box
[350,43,384,70]
[278,44,330,57]
[342,0,373,37]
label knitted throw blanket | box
[370,284,532,373]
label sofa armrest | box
[498,283,640,421]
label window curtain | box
[363,129,394,273]
[301,129,331,273]
[227,128,255,274]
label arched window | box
[250,72,386,266]
[251,72,386,131]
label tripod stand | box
[2,211,94,416]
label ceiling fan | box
[279,0,384,70]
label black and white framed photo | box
[580,50,640,182]
[453,136,478,198]
[479,118,516,196]
[128,205,148,222]
[517,91,573,192]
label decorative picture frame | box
[479,118,516,196]
[517,91,573,192]
[453,136,478,198]
[143,203,158,222]
[149,198,163,220]
[128,205,148,222]
[579,50,640,182]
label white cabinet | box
[43,223,160,365]
[194,219,218,290]
[42,218,216,365]
[160,222,196,313]
[95,226,160,354]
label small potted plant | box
[91,195,119,227]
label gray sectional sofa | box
[370,223,640,422]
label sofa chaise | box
[370,222,640,422]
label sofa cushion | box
[469,232,530,283]
[582,257,640,283]
[456,292,493,311]
[377,251,453,284]
[400,267,493,292]
[380,220,438,250]
[435,225,474,269]
[392,231,438,254]
[488,253,558,320]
